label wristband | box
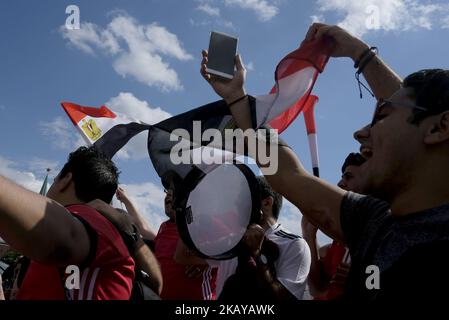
[227,94,248,107]
[354,47,378,69]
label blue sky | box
[1,0,449,244]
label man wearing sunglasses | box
[201,22,449,300]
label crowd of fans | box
[1,22,449,301]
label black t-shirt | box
[340,192,449,300]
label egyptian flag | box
[61,102,150,157]
[61,38,330,178]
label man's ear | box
[423,111,449,145]
[57,172,73,192]
[261,196,274,209]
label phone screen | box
[207,31,238,79]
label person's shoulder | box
[273,227,302,241]
[66,204,128,255]
[66,203,98,215]
[66,204,111,230]
[341,191,391,227]
[66,204,115,231]
[343,192,390,211]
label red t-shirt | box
[154,220,217,300]
[315,241,349,300]
[17,204,135,300]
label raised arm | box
[116,187,157,241]
[132,239,163,294]
[0,175,90,266]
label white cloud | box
[197,3,221,16]
[0,156,46,193]
[246,61,254,71]
[224,0,279,21]
[107,92,172,125]
[113,181,167,233]
[311,14,324,24]
[61,14,193,91]
[39,116,86,151]
[26,158,59,178]
[190,17,235,30]
[61,22,120,55]
[313,0,449,37]
[106,92,172,160]
[221,20,236,29]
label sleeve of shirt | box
[275,238,311,300]
[340,192,390,253]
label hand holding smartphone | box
[205,31,238,80]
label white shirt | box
[208,223,311,299]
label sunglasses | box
[370,98,428,127]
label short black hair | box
[403,69,449,124]
[59,146,119,203]
[341,153,366,174]
[256,176,283,220]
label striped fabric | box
[201,266,215,300]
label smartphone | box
[206,31,238,79]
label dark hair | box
[59,146,119,203]
[256,176,283,220]
[403,69,449,124]
[341,153,366,174]
[161,170,183,191]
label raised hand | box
[241,223,266,258]
[304,23,369,61]
[200,50,247,104]
[116,186,129,203]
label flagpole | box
[39,168,51,196]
